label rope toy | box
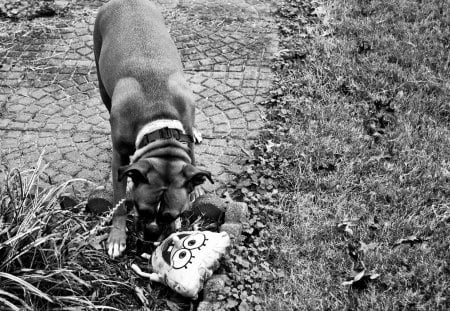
[88,180,133,237]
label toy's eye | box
[172,249,192,269]
[183,233,206,249]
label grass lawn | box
[257,0,449,310]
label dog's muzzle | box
[144,221,162,241]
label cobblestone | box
[0,2,276,303]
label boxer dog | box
[93,0,212,258]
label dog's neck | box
[130,119,190,164]
[135,119,186,149]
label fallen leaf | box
[236,256,251,269]
[342,270,381,289]
[353,269,365,282]
[367,153,391,163]
[394,235,428,247]
[265,140,280,152]
[368,221,382,230]
[337,221,355,235]
[88,233,108,250]
[54,0,70,7]
[255,221,265,229]
[359,241,379,253]
[312,6,327,16]
[370,273,381,280]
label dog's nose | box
[160,210,178,225]
[144,221,161,241]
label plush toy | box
[131,231,230,299]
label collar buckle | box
[160,127,171,139]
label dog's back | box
[94,0,194,144]
[94,0,183,99]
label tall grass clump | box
[0,153,143,310]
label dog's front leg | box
[187,142,206,202]
[107,148,129,258]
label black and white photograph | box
[0,0,448,310]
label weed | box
[0,153,163,310]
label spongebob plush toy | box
[131,231,230,299]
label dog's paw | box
[193,127,202,144]
[107,228,127,258]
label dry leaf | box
[337,221,355,235]
[359,241,379,253]
[353,269,365,282]
[342,270,381,288]
[394,235,427,247]
[88,233,108,250]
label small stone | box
[196,301,213,311]
[0,119,10,128]
[219,223,243,242]
[190,195,226,222]
[59,193,80,211]
[202,274,230,302]
[86,188,113,215]
[224,202,248,223]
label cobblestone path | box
[0,0,278,192]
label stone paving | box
[0,0,278,192]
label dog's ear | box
[118,161,152,183]
[182,164,214,187]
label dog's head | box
[118,158,213,241]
